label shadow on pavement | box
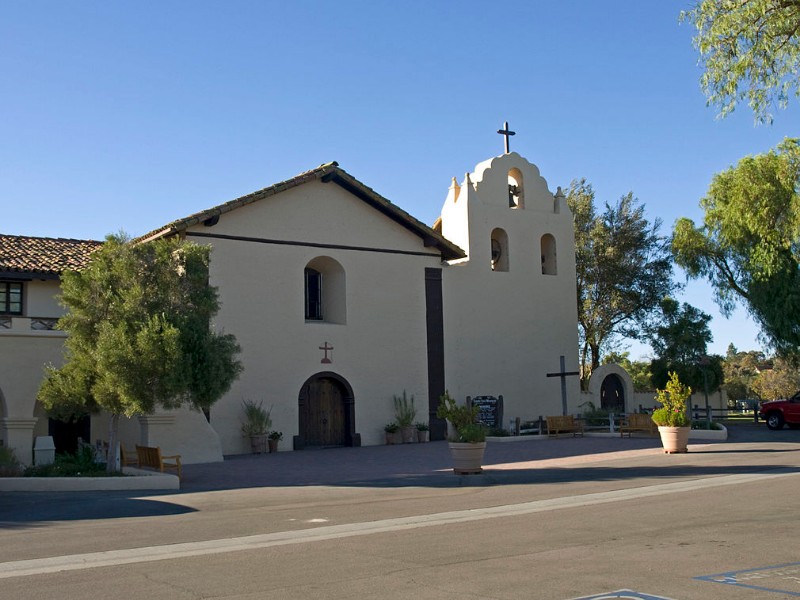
[0,492,197,527]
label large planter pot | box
[658,426,690,454]
[400,425,417,444]
[416,430,430,443]
[268,439,279,453]
[448,441,487,474]
[385,431,402,445]
[250,434,268,454]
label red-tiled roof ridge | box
[136,162,465,261]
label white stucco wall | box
[439,153,581,424]
[0,279,68,463]
[186,180,440,454]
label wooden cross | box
[497,121,516,154]
[319,341,333,364]
[546,355,580,416]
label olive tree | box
[38,234,242,472]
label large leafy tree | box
[723,343,767,402]
[38,234,242,472]
[568,179,677,386]
[648,297,724,392]
[751,355,800,399]
[684,0,800,122]
[602,351,654,391]
[672,139,800,357]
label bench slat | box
[135,445,182,479]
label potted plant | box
[241,399,271,454]
[394,391,417,443]
[436,390,486,474]
[268,430,283,453]
[415,422,430,443]
[651,372,692,453]
[384,422,401,445]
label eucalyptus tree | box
[568,179,677,386]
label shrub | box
[455,423,487,443]
[652,372,692,427]
[437,391,484,442]
[0,446,23,477]
[241,399,272,436]
[393,391,416,427]
[24,446,113,478]
[578,401,612,426]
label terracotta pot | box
[268,438,279,453]
[249,434,267,454]
[448,441,486,474]
[385,431,401,445]
[658,426,690,453]
[416,430,430,443]
[400,425,417,443]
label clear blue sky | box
[2,2,798,360]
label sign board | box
[471,395,502,428]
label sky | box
[2,1,798,360]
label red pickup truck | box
[760,392,800,430]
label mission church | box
[0,135,584,465]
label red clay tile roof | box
[137,162,466,261]
[0,234,102,276]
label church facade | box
[0,150,581,464]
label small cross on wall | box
[319,341,333,364]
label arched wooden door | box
[600,374,625,413]
[299,376,346,447]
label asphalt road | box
[0,425,798,600]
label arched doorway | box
[296,372,359,449]
[600,374,625,413]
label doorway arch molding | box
[295,371,360,450]
[587,364,635,414]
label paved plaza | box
[1,424,798,600]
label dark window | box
[0,282,22,315]
[305,268,322,320]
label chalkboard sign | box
[471,395,503,428]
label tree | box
[648,297,724,393]
[568,179,678,386]
[684,0,800,123]
[723,343,767,402]
[751,356,800,399]
[38,234,242,472]
[602,351,654,391]
[672,139,800,357]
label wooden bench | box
[135,445,182,478]
[119,445,138,467]
[619,413,657,437]
[546,415,584,438]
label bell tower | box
[437,127,580,423]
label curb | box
[0,467,180,492]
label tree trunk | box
[106,413,120,474]
[579,341,590,390]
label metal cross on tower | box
[497,121,516,154]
